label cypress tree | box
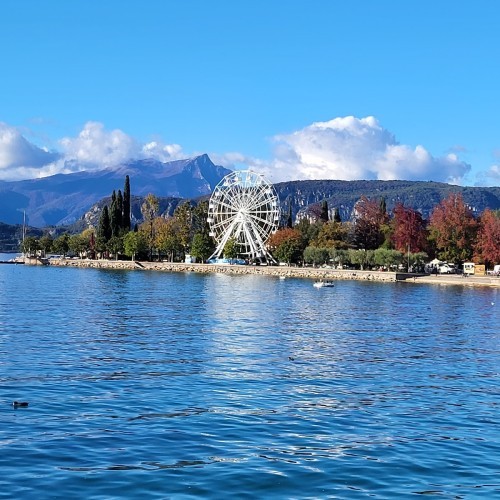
[286,203,293,228]
[98,205,112,242]
[116,190,124,230]
[123,175,131,231]
[380,197,387,215]
[320,200,329,222]
[333,207,342,223]
[110,197,121,237]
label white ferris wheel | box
[207,170,280,262]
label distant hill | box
[0,154,231,227]
[77,194,193,231]
[77,178,500,230]
[1,172,499,252]
[274,179,500,222]
[0,222,43,253]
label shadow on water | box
[0,266,499,498]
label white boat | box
[313,280,335,288]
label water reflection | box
[0,265,499,498]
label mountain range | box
[0,154,231,227]
[0,154,499,234]
[274,179,500,221]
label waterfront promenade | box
[39,258,500,287]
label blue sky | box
[0,1,499,185]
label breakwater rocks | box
[43,258,499,287]
[48,258,398,281]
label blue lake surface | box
[0,263,498,499]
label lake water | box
[0,263,498,499]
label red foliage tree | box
[391,203,428,253]
[428,193,477,263]
[267,227,303,264]
[474,209,500,266]
[267,227,301,248]
[352,196,389,250]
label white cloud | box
[0,122,60,180]
[59,121,139,169]
[0,121,189,180]
[267,116,471,184]
[0,117,473,185]
[141,141,184,162]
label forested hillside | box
[274,180,500,222]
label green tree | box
[97,205,112,245]
[52,233,70,257]
[333,207,342,223]
[141,193,160,260]
[373,248,404,270]
[223,237,239,260]
[39,234,53,257]
[22,236,39,256]
[110,191,123,238]
[320,200,329,222]
[123,231,145,260]
[329,248,349,269]
[295,217,320,249]
[107,235,124,260]
[410,252,429,272]
[123,175,131,231]
[173,202,193,254]
[153,217,181,261]
[348,249,375,270]
[69,234,88,257]
[312,220,349,249]
[303,246,329,266]
[191,201,210,235]
[286,203,293,228]
[191,232,215,263]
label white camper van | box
[463,262,475,275]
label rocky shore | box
[40,258,500,287]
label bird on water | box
[12,401,29,408]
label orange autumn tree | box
[391,203,428,253]
[474,209,500,267]
[352,196,389,250]
[429,193,477,263]
[267,227,303,265]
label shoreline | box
[30,257,500,287]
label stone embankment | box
[44,258,500,287]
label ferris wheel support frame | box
[207,170,280,263]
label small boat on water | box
[313,280,334,288]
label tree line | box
[21,175,215,263]
[268,194,499,271]
[21,182,499,271]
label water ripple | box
[0,267,498,498]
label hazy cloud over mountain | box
[59,121,138,168]
[266,117,471,184]
[476,164,500,186]
[0,117,495,186]
[0,122,60,179]
[0,122,187,181]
